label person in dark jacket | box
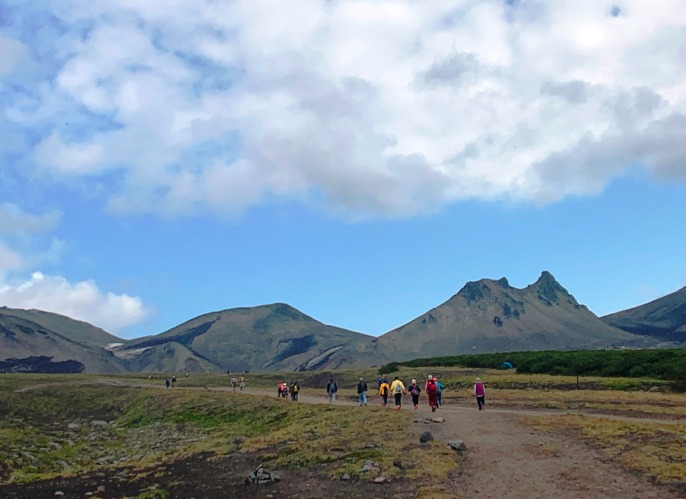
[326,379,338,404]
[407,379,422,409]
[357,378,368,406]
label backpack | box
[426,380,437,393]
[410,385,420,396]
[293,384,299,393]
[394,383,403,393]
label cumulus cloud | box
[1,0,684,218]
[0,272,149,334]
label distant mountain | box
[111,303,389,372]
[374,271,652,361]
[5,272,678,374]
[0,307,128,373]
[602,286,686,342]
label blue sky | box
[1,1,685,339]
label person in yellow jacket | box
[389,376,406,411]
[378,380,391,406]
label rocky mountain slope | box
[0,307,128,373]
[111,303,389,373]
[375,272,651,361]
[602,286,686,342]
[4,272,679,373]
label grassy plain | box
[2,367,685,496]
[0,374,457,497]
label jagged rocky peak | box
[533,271,576,306]
[458,280,494,302]
[496,277,511,288]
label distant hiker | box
[435,378,445,407]
[326,378,338,404]
[278,381,288,398]
[171,375,177,388]
[425,376,438,412]
[357,378,368,406]
[165,379,170,389]
[378,379,390,406]
[291,381,300,401]
[389,376,406,411]
[474,378,486,410]
[407,379,422,410]
[381,374,389,387]
[231,376,238,391]
[239,375,245,391]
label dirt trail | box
[15,380,684,498]
[425,403,679,499]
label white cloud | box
[0,35,29,76]
[0,272,150,334]
[4,0,686,217]
[0,203,61,234]
[0,204,62,279]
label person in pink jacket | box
[473,378,486,410]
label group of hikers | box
[177,371,486,410]
[230,375,246,392]
[277,380,301,400]
[324,374,486,411]
[375,374,445,411]
[164,372,190,389]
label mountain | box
[0,307,128,373]
[110,303,389,372]
[5,272,678,374]
[374,271,651,361]
[601,286,686,342]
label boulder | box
[420,431,433,443]
[448,440,467,451]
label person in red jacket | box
[425,375,438,412]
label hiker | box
[389,376,406,410]
[281,382,289,398]
[231,376,238,391]
[171,375,177,388]
[357,378,368,406]
[326,378,338,404]
[381,374,390,387]
[277,381,285,398]
[165,378,170,389]
[291,381,300,401]
[378,378,390,406]
[435,378,445,407]
[425,375,438,412]
[407,379,422,410]
[474,378,486,410]
[239,375,245,391]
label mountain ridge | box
[2,273,684,373]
